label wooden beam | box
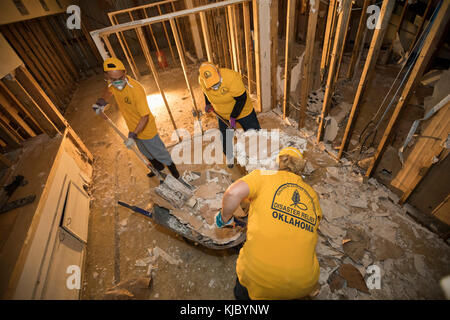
[243,1,254,94]
[227,5,239,71]
[5,24,64,107]
[169,18,201,120]
[109,0,176,16]
[169,2,187,54]
[135,27,180,140]
[0,118,21,149]
[347,0,371,80]
[109,14,140,79]
[15,65,67,131]
[282,0,297,119]
[320,0,337,83]
[334,0,353,83]
[270,0,278,110]
[1,77,58,137]
[185,0,204,60]
[94,0,249,37]
[199,11,213,62]
[0,81,43,134]
[299,0,320,129]
[366,1,450,176]
[317,0,352,143]
[391,99,449,203]
[156,4,177,65]
[338,0,395,159]
[0,90,36,138]
[102,35,117,58]
[40,18,79,81]
[0,154,12,169]
[252,0,262,112]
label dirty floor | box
[64,59,449,300]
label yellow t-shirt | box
[237,169,322,300]
[109,76,157,140]
[199,68,253,120]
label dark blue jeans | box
[218,109,261,163]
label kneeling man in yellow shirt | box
[215,147,322,300]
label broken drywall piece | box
[320,198,351,221]
[342,227,369,263]
[338,264,369,294]
[413,254,427,277]
[323,116,338,142]
[151,246,183,265]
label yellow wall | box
[0,0,78,25]
[0,33,22,79]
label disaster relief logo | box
[271,183,317,233]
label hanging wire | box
[355,0,442,155]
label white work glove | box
[124,138,135,149]
[92,98,107,115]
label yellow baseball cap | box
[103,57,125,72]
[199,62,220,89]
[277,147,303,163]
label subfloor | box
[64,58,449,300]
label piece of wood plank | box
[338,0,395,159]
[299,0,320,129]
[199,11,213,62]
[317,0,352,142]
[0,79,43,134]
[243,1,254,94]
[320,0,337,83]
[270,0,278,110]
[366,1,449,177]
[102,35,117,58]
[0,90,35,138]
[227,5,239,71]
[334,0,353,82]
[170,1,187,54]
[346,0,371,80]
[252,0,262,112]
[0,117,21,149]
[282,0,297,119]
[1,77,58,137]
[135,27,180,140]
[391,101,449,203]
[15,65,67,131]
[432,194,450,226]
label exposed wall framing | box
[1,14,103,112]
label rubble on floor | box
[257,111,450,300]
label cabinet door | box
[41,228,85,300]
[61,181,90,243]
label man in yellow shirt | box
[198,62,260,166]
[215,147,322,300]
[93,57,180,179]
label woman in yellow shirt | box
[215,147,322,300]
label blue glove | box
[215,210,234,228]
[229,117,236,129]
[205,104,213,113]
